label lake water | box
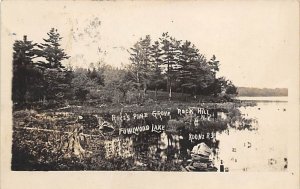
[235,96,288,102]
[215,96,288,171]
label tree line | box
[237,87,288,97]
[127,32,237,100]
[12,28,237,107]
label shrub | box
[75,88,89,101]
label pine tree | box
[225,80,238,95]
[12,35,42,103]
[194,54,215,95]
[149,40,163,100]
[159,33,181,100]
[178,41,199,95]
[37,28,69,68]
[35,28,72,101]
[208,55,219,77]
[13,35,36,69]
[139,35,152,95]
[199,55,221,96]
[128,35,152,101]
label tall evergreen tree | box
[194,54,216,95]
[128,35,152,100]
[178,41,199,95]
[149,40,164,100]
[12,35,42,103]
[159,32,181,100]
[207,55,219,77]
[35,28,72,101]
[37,28,70,68]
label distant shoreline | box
[237,95,288,97]
[237,87,288,97]
[235,96,288,102]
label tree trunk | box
[169,82,172,101]
[155,86,158,101]
[137,72,141,102]
[167,62,170,96]
[143,82,147,96]
[43,95,46,104]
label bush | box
[123,90,138,104]
[75,88,89,101]
[89,89,102,100]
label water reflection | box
[216,99,288,171]
[100,100,288,171]
[99,104,263,171]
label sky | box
[2,1,299,88]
